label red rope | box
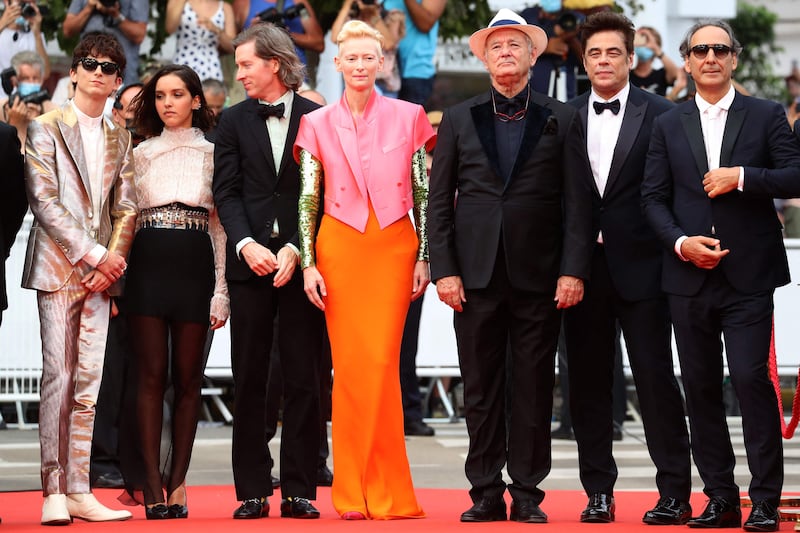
[768,315,800,439]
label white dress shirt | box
[73,101,108,267]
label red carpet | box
[0,487,794,531]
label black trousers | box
[565,246,691,498]
[228,271,324,501]
[669,269,782,505]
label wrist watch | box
[114,12,126,25]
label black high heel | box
[145,504,170,520]
[168,504,188,519]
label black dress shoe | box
[643,496,692,525]
[687,497,741,528]
[168,504,188,519]
[233,498,269,519]
[316,465,333,487]
[460,498,506,522]
[404,419,435,436]
[271,474,280,488]
[581,493,615,523]
[743,501,779,532]
[92,471,125,489]
[145,504,170,520]
[510,500,547,523]
[280,497,320,519]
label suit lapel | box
[278,94,303,178]
[508,99,552,187]
[334,96,369,200]
[720,93,746,167]
[574,96,601,197]
[57,104,92,201]
[605,89,647,196]
[245,99,278,176]
[679,104,708,176]
[101,116,120,204]
[470,95,502,182]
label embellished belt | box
[137,202,209,232]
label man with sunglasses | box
[23,31,137,525]
[643,19,800,532]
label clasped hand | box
[680,236,729,269]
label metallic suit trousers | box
[37,273,111,496]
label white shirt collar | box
[258,90,294,117]
[695,84,736,114]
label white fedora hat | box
[468,8,548,60]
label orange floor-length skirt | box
[316,206,425,520]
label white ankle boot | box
[66,493,132,522]
[41,494,71,526]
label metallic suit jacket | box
[22,102,138,294]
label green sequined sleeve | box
[298,149,322,269]
[412,146,429,262]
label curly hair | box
[129,64,215,138]
[71,31,126,79]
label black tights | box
[129,314,207,505]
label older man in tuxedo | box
[643,19,800,533]
[23,32,137,525]
[562,11,691,525]
[428,8,590,524]
[212,23,325,521]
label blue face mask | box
[540,0,562,14]
[635,46,655,62]
[18,82,41,97]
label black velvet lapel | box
[509,102,552,183]
[245,99,278,179]
[471,98,503,182]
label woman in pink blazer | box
[294,19,435,521]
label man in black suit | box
[428,8,590,524]
[643,19,800,533]
[212,23,324,520]
[0,122,26,327]
[562,12,691,525]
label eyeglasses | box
[491,85,530,123]
[689,44,734,59]
[78,57,119,75]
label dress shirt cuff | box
[284,243,300,262]
[236,237,255,258]
[738,166,744,191]
[674,236,689,262]
[83,244,108,268]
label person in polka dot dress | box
[166,0,236,82]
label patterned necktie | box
[257,102,285,120]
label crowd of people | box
[2,1,800,531]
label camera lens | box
[21,3,37,18]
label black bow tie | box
[257,102,285,120]
[593,99,621,115]
[494,90,528,116]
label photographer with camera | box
[521,0,586,101]
[0,50,54,151]
[62,0,148,85]
[232,0,323,68]
[0,0,51,90]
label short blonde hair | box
[336,20,384,55]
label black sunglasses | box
[78,57,119,75]
[690,44,733,59]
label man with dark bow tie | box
[23,32,137,525]
[427,8,590,523]
[562,11,691,525]
[643,19,800,533]
[212,23,325,521]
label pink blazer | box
[294,90,435,232]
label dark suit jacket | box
[565,86,674,302]
[428,89,591,293]
[642,92,800,296]
[0,123,26,312]
[212,95,321,281]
